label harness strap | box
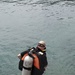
[23,66,32,71]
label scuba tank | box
[22,49,34,75]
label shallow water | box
[0,0,75,75]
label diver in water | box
[17,41,48,75]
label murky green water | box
[0,0,75,75]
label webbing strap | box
[23,66,32,71]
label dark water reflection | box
[0,0,75,6]
[0,0,75,75]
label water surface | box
[0,0,75,75]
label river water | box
[0,0,75,75]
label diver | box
[17,41,48,75]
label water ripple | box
[0,0,75,6]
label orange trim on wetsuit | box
[32,54,40,70]
[21,53,28,60]
[21,53,40,70]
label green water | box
[0,0,75,75]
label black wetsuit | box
[20,47,48,75]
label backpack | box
[18,47,35,71]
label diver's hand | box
[17,54,21,59]
[28,49,35,59]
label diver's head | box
[37,41,46,50]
